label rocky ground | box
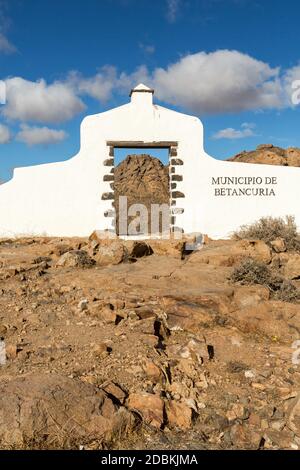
[228,144,300,166]
[0,233,300,450]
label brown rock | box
[101,382,127,404]
[0,324,7,337]
[270,238,286,253]
[51,243,74,257]
[233,285,270,309]
[228,145,300,168]
[136,317,156,335]
[109,297,125,310]
[1,266,19,278]
[167,380,190,399]
[127,392,164,428]
[166,400,192,430]
[263,429,294,449]
[134,305,156,320]
[90,303,117,324]
[229,423,262,449]
[230,403,249,420]
[163,293,231,332]
[287,394,300,436]
[56,250,95,268]
[228,146,285,166]
[192,239,271,266]
[92,342,110,358]
[114,154,169,236]
[256,144,274,150]
[89,230,115,243]
[93,240,126,266]
[286,147,300,167]
[0,373,134,449]
[236,240,272,263]
[148,239,186,258]
[280,253,300,280]
[124,241,153,259]
[231,300,300,342]
[142,360,162,382]
[140,334,159,347]
[248,413,261,428]
[168,337,210,364]
[6,343,17,360]
[230,423,248,447]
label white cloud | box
[212,122,256,140]
[3,77,85,123]
[0,32,16,54]
[0,123,11,143]
[1,49,300,136]
[16,124,68,146]
[118,65,150,92]
[241,122,256,129]
[166,0,182,23]
[282,65,300,106]
[67,66,117,102]
[149,50,283,114]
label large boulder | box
[147,239,186,258]
[114,154,169,236]
[162,291,232,332]
[89,232,153,263]
[231,300,300,342]
[93,240,127,266]
[233,285,270,309]
[0,373,133,449]
[56,250,95,268]
[191,239,272,267]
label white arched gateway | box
[0,83,299,239]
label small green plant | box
[233,216,300,252]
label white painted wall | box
[0,84,299,239]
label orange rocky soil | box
[0,234,300,450]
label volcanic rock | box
[114,154,169,235]
[228,145,300,167]
[0,373,133,449]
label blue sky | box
[0,0,300,181]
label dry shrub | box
[230,258,300,303]
[230,258,278,288]
[273,280,300,303]
[233,216,300,252]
